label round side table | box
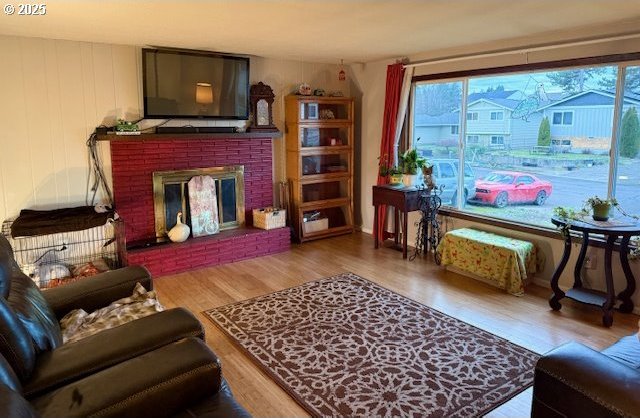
[549,216,639,327]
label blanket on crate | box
[437,228,544,296]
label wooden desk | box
[372,185,422,259]
[549,216,640,327]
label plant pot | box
[389,173,404,185]
[403,174,419,187]
[592,203,612,221]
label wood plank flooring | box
[154,232,638,417]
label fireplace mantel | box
[98,131,281,142]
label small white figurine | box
[168,212,190,242]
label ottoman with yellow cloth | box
[437,228,544,296]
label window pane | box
[613,66,640,218]
[464,66,617,227]
[563,112,573,125]
[413,80,463,206]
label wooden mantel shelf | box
[97,131,281,142]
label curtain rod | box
[403,31,640,69]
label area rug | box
[204,272,539,417]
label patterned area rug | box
[204,273,539,417]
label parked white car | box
[429,159,476,205]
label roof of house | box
[414,112,459,126]
[537,89,640,110]
[467,90,519,102]
[467,97,522,111]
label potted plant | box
[378,154,404,186]
[389,166,404,185]
[399,149,427,187]
[585,196,615,221]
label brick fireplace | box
[109,133,290,276]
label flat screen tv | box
[142,48,250,119]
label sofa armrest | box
[24,307,204,398]
[533,342,640,418]
[42,265,152,318]
[30,338,221,418]
[173,378,252,418]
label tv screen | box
[142,48,249,119]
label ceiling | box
[1,1,640,63]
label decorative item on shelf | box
[313,89,325,96]
[302,211,329,234]
[399,147,427,187]
[328,91,344,97]
[167,212,190,243]
[248,82,278,133]
[253,207,286,230]
[115,119,140,135]
[338,59,346,81]
[329,138,343,146]
[297,83,312,96]
[320,109,335,120]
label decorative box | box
[302,218,329,234]
[252,207,286,230]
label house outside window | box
[451,126,459,134]
[552,111,573,125]
[411,62,640,229]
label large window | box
[412,61,640,229]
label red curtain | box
[374,63,405,243]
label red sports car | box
[472,171,552,208]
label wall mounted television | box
[142,48,250,119]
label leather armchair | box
[0,235,251,417]
[532,336,640,418]
[0,338,251,418]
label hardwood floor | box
[154,232,638,417]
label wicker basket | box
[252,208,286,230]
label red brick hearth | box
[109,134,290,277]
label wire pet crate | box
[1,218,122,289]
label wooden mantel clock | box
[248,82,278,132]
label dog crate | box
[2,217,123,289]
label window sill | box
[438,207,625,251]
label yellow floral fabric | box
[437,228,543,296]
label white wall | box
[0,34,349,221]
[352,21,640,312]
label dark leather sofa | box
[0,235,251,417]
[532,335,640,418]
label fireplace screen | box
[152,166,245,238]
